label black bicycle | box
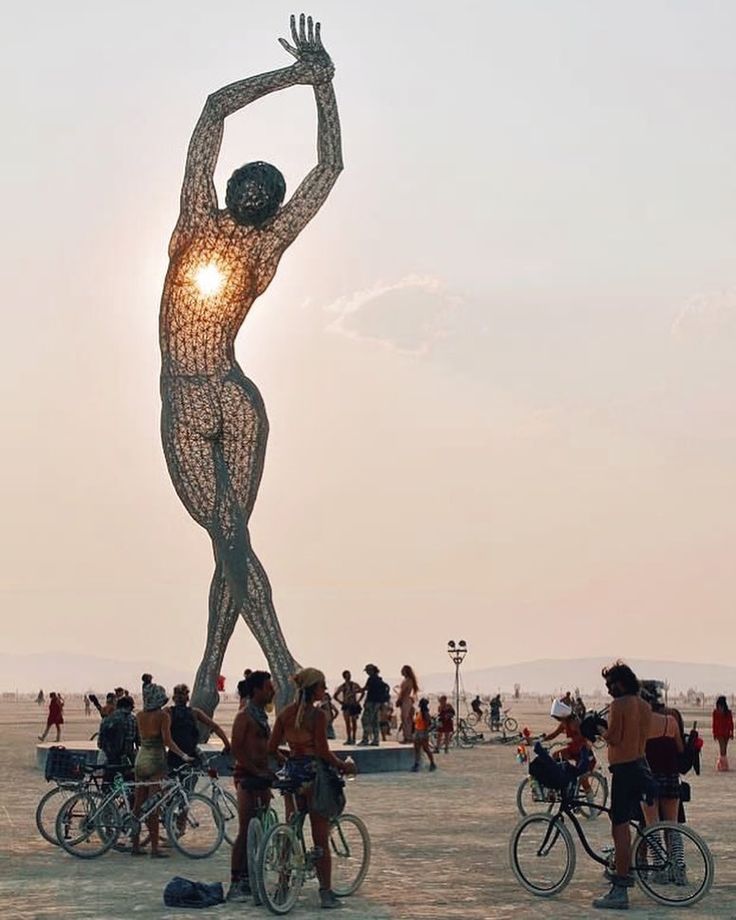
[509,743,714,908]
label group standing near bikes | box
[511,661,714,910]
[38,658,721,913]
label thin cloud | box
[324,274,463,357]
[671,288,736,341]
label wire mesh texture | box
[159,15,342,713]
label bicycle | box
[515,745,608,819]
[55,765,224,859]
[246,796,281,905]
[509,742,714,908]
[256,769,370,914]
[36,760,111,846]
[188,753,240,847]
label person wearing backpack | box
[358,664,385,746]
[98,695,139,778]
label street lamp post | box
[447,639,468,748]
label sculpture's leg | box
[190,547,298,719]
[241,549,299,711]
[190,557,239,719]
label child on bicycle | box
[543,698,596,794]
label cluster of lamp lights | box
[194,262,225,297]
[447,639,467,664]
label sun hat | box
[292,668,326,691]
[143,683,169,711]
[550,698,573,719]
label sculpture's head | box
[226,161,286,227]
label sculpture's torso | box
[159,213,281,377]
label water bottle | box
[343,756,356,782]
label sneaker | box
[592,883,629,910]
[357,739,369,746]
[226,880,252,903]
[672,866,689,887]
[429,762,437,772]
[319,889,344,909]
[410,763,419,772]
[369,740,380,746]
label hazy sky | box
[2,1,735,687]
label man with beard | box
[593,661,652,911]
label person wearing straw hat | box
[268,668,355,909]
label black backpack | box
[97,713,126,764]
[379,680,391,704]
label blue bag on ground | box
[163,876,224,908]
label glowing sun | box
[195,262,224,297]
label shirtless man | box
[593,661,652,911]
[227,670,275,902]
[159,14,343,714]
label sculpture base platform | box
[36,740,413,775]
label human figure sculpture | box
[159,14,342,714]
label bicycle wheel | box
[509,814,576,897]
[576,771,608,820]
[36,785,76,845]
[257,823,305,915]
[166,792,224,858]
[247,816,264,906]
[214,787,239,846]
[516,777,556,817]
[330,813,371,896]
[633,821,714,907]
[55,792,120,858]
[504,717,518,733]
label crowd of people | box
[34,662,734,911]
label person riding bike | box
[543,699,596,797]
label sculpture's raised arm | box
[269,14,343,248]
[173,63,300,245]
[173,13,340,249]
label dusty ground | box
[1,698,733,919]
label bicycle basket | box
[528,753,573,791]
[44,746,86,782]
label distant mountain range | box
[2,652,734,697]
[420,657,736,697]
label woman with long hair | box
[712,695,733,771]
[397,665,419,744]
[268,668,355,909]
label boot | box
[592,881,630,910]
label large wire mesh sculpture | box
[159,15,342,714]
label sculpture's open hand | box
[279,13,334,85]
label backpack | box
[97,713,126,764]
[379,680,391,704]
[678,725,702,776]
[163,877,224,909]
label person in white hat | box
[543,698,597,774]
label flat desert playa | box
[1,699,734,919]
